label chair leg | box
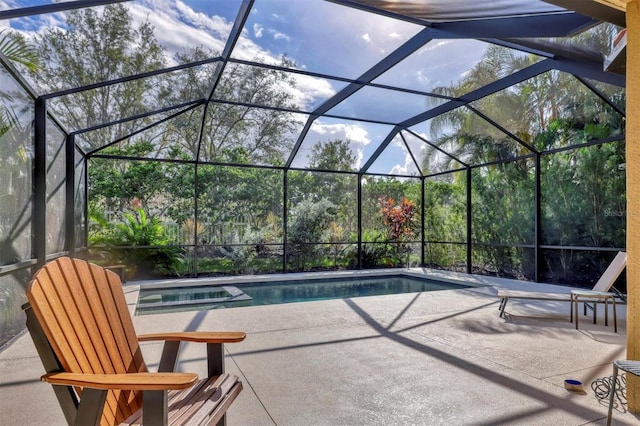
[613,298,617,333]
[499,298,508,318]
[570,294,574,324]
[607,364,619,426]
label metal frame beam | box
[534,153,542,282]
[466,167,473,274]
[76,99,205,141]
[552,57,626,87]
[357,176,363,268]
[0,0,132,20]
[86,102,203,157]
[464,105,539,154]
[283,171,289,272]
[41,58,221,100]
[575,76,626,116]
[360,59,554,173]
[328,0,598,38]
[399,132,423,176]
[404,129,468,169]
[432,13,599,39]
[285,27,434,169]
[65,134,76,256]
[421,176,425,266]
[34,98,47,267]
[542,0,626,26]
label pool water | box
[136,274,473,315]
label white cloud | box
[416,70,432,86]
[251,1,422,78]
[389,152,419,176]
[253,23,264,38]
[287,75,336,110]
[422,39,452,51]
[307,120,371,169]
[383,135,419,175]
[130,1,230,63]
[270,30,291,42]
[229,35,268,61]
[174,0,227,35]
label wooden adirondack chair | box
[24,257,246,426]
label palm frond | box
[0,105,19,136]
[0,29,39,71]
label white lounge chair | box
[497,251,627,320]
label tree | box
[419,25,625,280]
[29,6,303,265]
[195,161,283,245]
[424,25,623,170]
[30,5,168,142]
[309,139,356,171]
[423,177,466,269]
[160,49,303,246]
[305,139,358,235]
[28,4,173,227]
[287,198,336,271]
[167,49,302,165]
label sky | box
[0,0,491,175]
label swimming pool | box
[136,273,475,315]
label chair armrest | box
[137,331,246,343]
[41,372,198,391]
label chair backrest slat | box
[592,251,627,292]
[27,257,147,426]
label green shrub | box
[93,209,184,278]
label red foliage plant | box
[378,196,416,243]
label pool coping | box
[132,267,481,290]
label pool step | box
[137,285,252,312]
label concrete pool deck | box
[0,268,637,425]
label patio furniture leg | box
[607,363,619,426]
[499,297,508,318]
[613,298,617,333]
[570,294,574,324]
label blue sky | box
[0,0,491,175]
